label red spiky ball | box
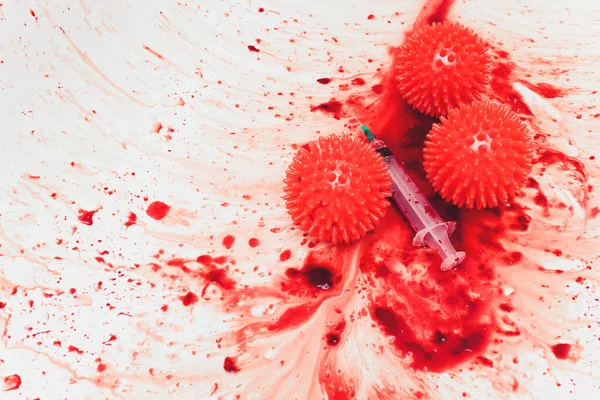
[283,134,392,244]
[395,22,491,117]
[423,101,533,209]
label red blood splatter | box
[286,265,334,290]
[490,63,533,116]
[97,363,107,372]
[326,333,340,346]
[534,192,549,209]
[68,345,84,354]
[317,78,332,84]
[201,267,236,296]
[3,374,21,391]
[153,122,163,133]
[146,201,170,220]
[0,302,6,309]
[552,343,571,359]
[535,150,586,180]
[367,14,375,20]
[373,306,488,371]
[222,235,235,249]
[351,77,365,86]
[371,84,384,94]
[477,356,494,367]
[180,292,199,306]
[248,238,260,247]
[591,207,599,218]
[77,209,98,225]
[332,44,528,375]
[426,0,456,24]
[197,254,213,265]
[248,45,260,52]
[124,212,137,227]
[258,7,264,12]
[279,249,292,261]
[325,320,346,346]
[533,83,564,98]
[223,357,240,373]
[310,99,343,120]
[142,45,164,59]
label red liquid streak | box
[248,45,260,52]
[146,201,170,220]
[426,0,456,24]
[490,63,533,116]
[535,150,587,180]
[142,45,164,60]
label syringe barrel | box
[382,154,444,233]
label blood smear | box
[1,1,598,400]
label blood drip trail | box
[0,1,599,400]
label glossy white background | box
[1,0,599,399]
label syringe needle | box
[343,101,465,271]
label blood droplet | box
[146,201,170,220]
[78,209,98,225]
[552,343,571,359]
[222,235,235,249]
[3,374,21,391]
[223,357,240,373]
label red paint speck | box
[223,357,240,373]
[29,9,36,18]
[248,45,260,52]
[367,14,375,20]
[258,7,264,12]
[590,207,599,219]
[279,249,292,261]
[180,292,199,306]
[97,363,107,372]
[146,201,170,220]
[78,209,98,226]
[248,238,260,247]
[222,235,235,249]
[351,77,365,86]
[317,78,332,84]
[3,374,21,391]
[552,343,571,359]
[124,212,137,227]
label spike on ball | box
[395,21,491,117]
[283,134,392,244]
[423,101,533,209]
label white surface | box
[1,0,599,399]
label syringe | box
[344,104,466,271]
